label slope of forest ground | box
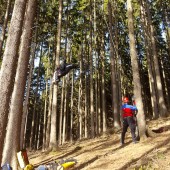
[29,115,170,170]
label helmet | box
[123,97,129,103]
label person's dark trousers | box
[59,64,77,78]
[121,116,136,144]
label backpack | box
[1,163,12,170]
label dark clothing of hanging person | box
[120,97,138,145]
[52,59,78,84]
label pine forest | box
[0,0,170,169]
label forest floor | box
[29,115,170,170]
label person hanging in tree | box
[52,59,78,84]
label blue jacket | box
[121,103,137,118]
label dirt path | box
[29,117,170,170]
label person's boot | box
[133,139,139,144]
[120,134,125,146]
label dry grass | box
[29,116,170,170]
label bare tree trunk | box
[50,86,58,150]
[70,65,74,142]
[1,0,36,168]
[29,45,42,150]
[62,68,71,143]
[42,76,49,150]
[127,0,146,140]
[84,34,88,138]
[36,106,42,150]
[21,52,34,149]
[64,75,70,143]
[160,55,169,109]
[45,83,53,148]
[161,1,170,109]
[145,0,167,117]
[62,79,67,144]
[84,67,88,138]
[0,0,11,58]
[162,1,170,56]
[100,1,107,134]
[50,0,63,150]
[42,47,52,150]
[113,0,121,124]
[90,0,94,138]
[59,80,64,145]
[108,0,120,128]
[21,20,38,148]
[78,48,83,140]
[140,0,159,119]
[0,0,27,164]
[93,0,98,136]
[42,81,48,150]
[101,33,107,133]
[63,1,70,143]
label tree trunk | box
[160,55,169,109]
[90,0,95,138]
[64,1,70,143]
[161,1,170,108]
[36,106,42,150]
[127,0,147,140]
[59,80,64,145]
[93,0,99,136]
[84,33,88,138]
[42,77,49,150]
[63,74,70,143]
[78,48,83,139]
[162,1,170,56]
[45,82,53,149]
[20,19,38,148]
[145,0,167,117]
[97,70,101,135]
[29,45,42,150]
[140,0,159,119]
[65,75,70,143]
[113,0,121,124]
[0,0,11,58]
[49,0,63,150]
[101,33,107,133]
[108,0,120,128]
[62,78,67,144]
[70,65,74,142]
[1,0,36,168]
[0,0,27,164]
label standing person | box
[120,97,138,145]
[52,59,78,84]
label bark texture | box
[2,0,37,168]
[0,0,27,164]
[127,0,147,139]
